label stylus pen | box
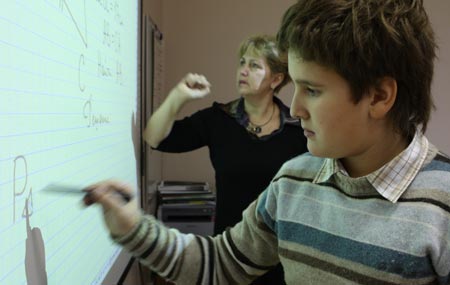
[42,183,133,203]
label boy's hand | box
[83,180,141,237]
[171,73,211,102]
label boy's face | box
[288,51,377,160]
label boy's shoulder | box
[422,147,450,172]
[408,143,450,194]
[276,152,325,180]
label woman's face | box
[236,51,275,97]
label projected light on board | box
[0,1,139,284]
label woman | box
[144,35,307,284]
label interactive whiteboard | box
[0,1,139,284]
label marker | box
[42,183,133,203]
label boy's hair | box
[277,0,437,139]
[239,35,291,94]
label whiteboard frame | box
[101,0,142,283]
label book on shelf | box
[158,189,213,196]
[157,180,210,193]
[156,180,216,206]
[160,196,216,204]
[158,191,215,202]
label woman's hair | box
[277,0,437,139]
[238,34,291,94]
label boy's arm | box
[84,180,279,284]
[121,197,279,284]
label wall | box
[424,1,450,154]
[160,0,297,187]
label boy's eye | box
[306,87,319,97]
[250,62,261,69]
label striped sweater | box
[115,142,450,284]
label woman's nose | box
[239,65,249,76]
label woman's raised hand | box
[172,73,211,101]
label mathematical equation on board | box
[8,0,129,224]
[59,0,126,130]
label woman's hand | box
[143,73,211,148]
[83,180,141,237]
[171,73,211,102]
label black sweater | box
[156,100,307,234]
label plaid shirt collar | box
[313,131,429,203]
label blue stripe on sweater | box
[257,194,435,278]
[422,157,450,172]
[258,190,277,231]
[279,219,434,278]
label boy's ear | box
[368,77,397,119]
[271,73,285,90]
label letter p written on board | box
[13,155,33,223]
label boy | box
[85,1,450,284]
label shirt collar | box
[218,97,300,137]
[313,131,429,203]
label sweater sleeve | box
[112,190,280,284]
[155,107,213,153]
